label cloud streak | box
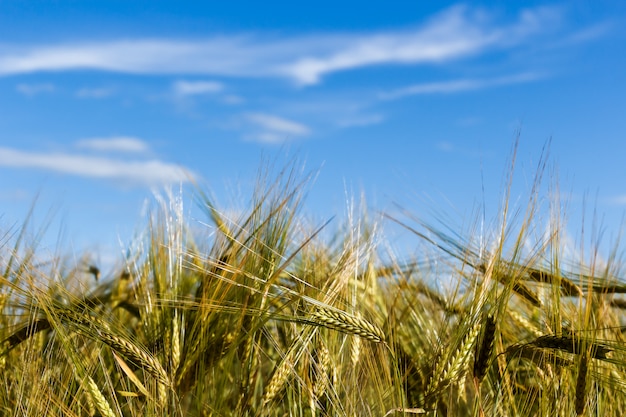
[379,72,545,99]
[16,83,55,96]
[75,137,150,153]
[245,113,310,143]
[173,80,224,96]
[0,6,561,85]
[76,87,114,98]
[0,146,192,185]
[337,114,385,127]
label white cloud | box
[245,113,310,143]
[173,80,223,95]
[249,132,289,144]
[0,188,29,201]
[337,114,384,127]
[0,6,562,85]
[607,195,626,206]
[16,83,55,96]
[379,72,544,100]
[222,94,244,104]
[0,146,191,185]
[437,141,456,152]
[76,87,113,98]
[435,140,490,158]
[456,116,482,127]
[75,136,150,153]
[247,113,310,135]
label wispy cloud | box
[173,80,223,96]
[222,94,244,104]
[436,140,491,158]
[16,82,55,96]
[545,22,613,49]
[380,72,544,100]
[607,195,626,206]
[0,5,562,85]
[0,188,29,202]
[76,87,114,98]
[0,146,191,185]
[337,114,385,127]
[456,116,482,127]
[247,113,310,135]
[437,141,457,153]
[75,136,150,153]
[245,112,310,144]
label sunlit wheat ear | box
[426,321,480,401]
[311,307,384,342]
[171,313,181,373]
[263,325,310,406]
[58,308,170,386]
[312,338,331,405]
[508,310,543,338]
[263,351,295,404]
[350,332,362,367]
[85,375,116,417]
[473,315,496,383]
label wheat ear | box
[263,350,296,404]
[351,331,362,367]
[477,264,542,307]
[505,344,573,369]
[313,338,331,398]
[427,321,480,400]
[473,315,496,382]
[526,268,583,297]
[171,313,181,373]
[575,354,589,415]
[530,335,611,360]
[58,308,170,386]
[85,376,116,417]
[508,310,543,338]
[311,307,384,342]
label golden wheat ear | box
[311,307,385,343]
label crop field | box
[2,150,626,416]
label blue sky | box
[1,1,626,268]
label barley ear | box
[171,313,181,373]
[351,332,362,367]
[313,338,331,398]
[473,315,496,383]
[531,335,611,360]
[312,307,385,342]
[427,321,480,400]
[85,376,116,417]
[508,310,543,338]
[263,353,294,404]
[575,354,588,415]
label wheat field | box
[2,150,626,416]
